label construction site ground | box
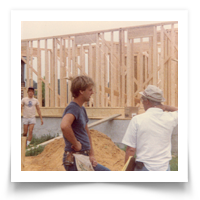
[23,106,177,171]
[24,129,126,171]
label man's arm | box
[156,104,178,112]
[60,113,82,151]
[125,146,136,164]
[21,104,23,114]
[36,104,43,125]
[85,124,97,167]
[164,105,178,112]
[21,98,24,114]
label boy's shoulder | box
[62,102,80,118]
[21,97,28,101]
[32,97,38,101]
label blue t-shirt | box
[62,101,91,152]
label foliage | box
[170,155,178,171]
[118,144,178,171]
[30,133,56,146]
[25,145,45,156]
[25,133,59,156]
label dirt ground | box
[24,129,126,171]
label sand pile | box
[24,129,125,171]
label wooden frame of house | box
[21,21,178,118]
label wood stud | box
[21,22,178,108]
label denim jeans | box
[134,163,170,171]
[63,152,110,171]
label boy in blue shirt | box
[61,75,110,171]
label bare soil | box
[24,129,125,171]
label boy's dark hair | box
[28,87,34,92]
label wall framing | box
[21,21,178,117]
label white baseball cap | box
[139,85,165,102]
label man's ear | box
[146,99,150,105]
[79,90,83,95]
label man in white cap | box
[122,85,178,171]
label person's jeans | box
[63,152,110,171]
[134,163,170,171]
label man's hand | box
[125,146,136,164]
[89,155,98,167]
[36,105,44,123]
[71,141,82,152]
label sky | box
[21,21,166,40]
[19,8,183,45]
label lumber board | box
[21,136,27,171]
[45,39,49,107]
[51,39,56,107]
[164,34,168,104]
[99,85,119,96]
[67,37,72,104]
[88,44,93,78]
[160,26,164,92]
[59,37,64,107]
[101,33,105,107]
[144,54,148,89]
[60,37,67,107]
[153,26,158,85]
[128,26,154,38]
[54,38,58,107]
[72,38,76,76]
[122,156,135,171]
[148,37,152,81]
[139,38,143,91]
[25,114,122,150]
[25,107,125,118]
[75,33,97,45]
[127,38,132,106]
[37,40,42,106]
[117,42,121,107]
[171,58,178,62]
[50,50,54,107]
[163,28,178,52]
[131,40,135,106]
[26,41,30,88]
[119,29,122,107]
[95,33,100,107]
[21,21,178,109]
[170,24,176,107]
[21,56,53,91]
[167,35,171,105]
[110,31,114,107]
[63,39,67,107]
[26,136,62,151]
[88,114,121,128]
[30,41,33,87]
[99,34,120,64]
[121,30,125,107]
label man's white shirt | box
[122,108,178,171]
